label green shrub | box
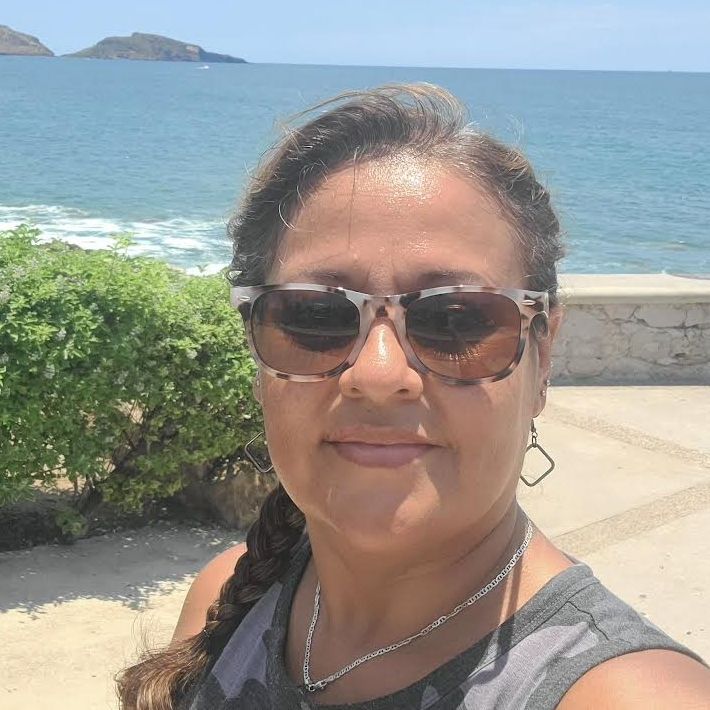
[0,224,261,515]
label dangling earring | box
[244,431,274,474]
[520,420,555,487]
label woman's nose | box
[338,319,424,403]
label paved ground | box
[1,386,708,710]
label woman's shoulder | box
[171,542,247,643]
[519,564,710,709]
[556,648,710,709]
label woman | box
[118,84,709,709]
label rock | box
[560,307,606,341]
[65,32,246,63]
[635,305,686,329]
[567,356,606,378]
[603,305,637,322]
[685,306,710,328]
[171,462,275,529]
[0,25,54,56]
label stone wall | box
[552,274,710,384]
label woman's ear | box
[533,306,563,417]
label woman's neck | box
[285,505,574,705]
[302,503,528,648]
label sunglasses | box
[231,284,549,386]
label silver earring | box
[244,431,274,474]
[520,420,555,487]
[253,376,263,404]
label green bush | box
[0,224,261,516]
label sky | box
[3,0,709,72]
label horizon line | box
[2,55,709,74]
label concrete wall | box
[552,274,710,385]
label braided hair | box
[116,485,305,710]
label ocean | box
[1,57,708,274]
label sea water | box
[1,57,708,274]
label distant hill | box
[65,32,246,63]
[0,25,54,56]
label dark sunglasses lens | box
[406,292,522,380]
[251,290,359,375]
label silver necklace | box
[302,517,533,693]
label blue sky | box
[3,0,709,71]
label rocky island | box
[65,32,246,63]
[0,25,54,56]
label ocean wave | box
[0,204,231,267]
[183,263,230,276]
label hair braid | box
[117,484,305,710]
[202,484,305,650]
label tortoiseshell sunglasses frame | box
[230,284,549,386]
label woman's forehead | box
[271,160,525,289]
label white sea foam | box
[0,204,231,269]
[183,264,229,276]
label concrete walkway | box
[1,386,708,710]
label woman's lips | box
[329,442,435,468]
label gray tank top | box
[186,541,704,710]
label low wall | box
[552,274,710,385]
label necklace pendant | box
[306,680,328,693]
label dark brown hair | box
[117,82,564,710]
[228,83,564,304]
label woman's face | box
[257,158,557,552]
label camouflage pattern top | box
[186,541,703,710]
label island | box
[0,25,54,56]
[65,32,246,63]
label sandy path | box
[0,523,241,710]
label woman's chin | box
[307,490,445,553]
[282,449,459,551]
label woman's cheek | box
[262,383,319,468]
